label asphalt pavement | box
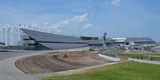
[0,48,92,80]
[0,50,55,80]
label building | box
[0,42,5,46]
[126,37,156,46]
[20,28,157,50]
[82,37,156,49]
[21,28,88,50]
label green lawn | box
[43,62,160,80]
[119,54,160,61]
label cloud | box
[111,0,121,7]
[54,13,88,28]
[83,23,92,30]
[49,13,88,32]
[17,13,89,33]
[32,23,38,27]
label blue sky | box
[0,0,160,43]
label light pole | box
[12,28,17,46]
[103,32,107,49]
[19,24,22,42]
[7,28,10,50]
[3,27,5,46]
[16,28,18,46]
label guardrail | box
[98,54,120,61]
[128,58,160,65]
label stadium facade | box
[20,28,156,50]
[21,28,88,50]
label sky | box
[0,0,160,44]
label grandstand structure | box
[82,37,156,49]
[20,28,157,50]
[21,28,88,50]
[126,37,156,45]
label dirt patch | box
[15,50,112,74]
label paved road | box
[0,50,41,60]
[0,49,117,80]
[0,49,78,80]
[0,50,56,80]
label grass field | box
[119,53,160,61]
[43,62,160,80]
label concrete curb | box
[128,58,160,65]
[98,54,120,61]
